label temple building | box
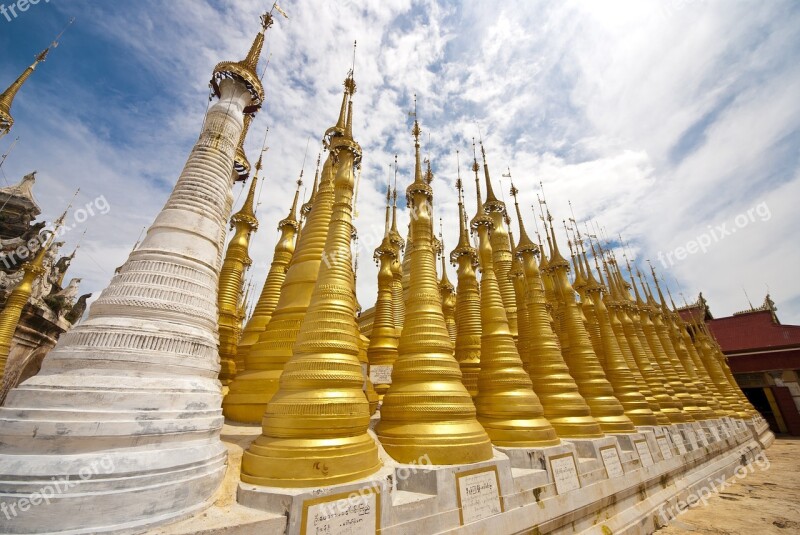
[680,293,800,436]
[0,9,776,535]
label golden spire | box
[546,215,635,433]
[367,185,400,401]
[476,143,517,338]
[236,176,303,361]
[389,157,406,332]
[241,74,381,486]
[645,267,715,420]
[224,75,347,423]
[438,221,457,345]
[634,268,700,421]
[376,114,492,464]
[217,151,262,387]
[451,165,481,398]
[510,187,602,437]
[301,152,321,216]
[650,267,720,417]
[233,115,254,180]
[211,12,274,113]
[590,243,670,426]
[0,20,72,138]
[471,183,558,446]
[0,212,65,381]
[582,254,658,426]
[612,252,691,424]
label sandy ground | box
[656,436,800,534]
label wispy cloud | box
[1,0,797,322]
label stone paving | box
[656,436,800,535]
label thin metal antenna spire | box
[743,287,754,309]
[0,137,19,172]
[351,40,357,76]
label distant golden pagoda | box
[241,70,381,486]
[438,224,457,345]
[510,188,602,438]
[367,186,399,400]
[223,77,345,423]
[471,182,558,446]
[451,175,481,398]
[478,143,518,339]
[376,115,492,464]
[543,215,635,434]
[217,157,261,387]
[236,174,303,365]
[0,20,72,138]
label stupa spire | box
[451,163,481,397]
[376,113,493,464]
[477,142,518,338]
[217,147,263,387]
[0,19,72,138]
[241,71,380,486]
[368,185,400,400]
[301,152,321,216]
[212,10,276,113]
[237,174,303,361]
[471,183,558,446]
[388,157,406,331]
[224,71,350,423]
[510,190,602,438]
[545,210,635,433]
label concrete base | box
[136,412,773,535]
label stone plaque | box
[672,434,687,455]
[696,430,708,447]
[369,365,393,385]
[634,439,654,467]
[549,453,581,495]
[709,426,721,441]
[656,436,673,460]
[600,445,624,479]
[455,466,503,525]
[686,430,698,449]
[301,489,379,535]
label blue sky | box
[2,0,799,323]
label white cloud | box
[3,0,798,324]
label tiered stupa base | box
[151,415,774,535]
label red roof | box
[707,310,800,354]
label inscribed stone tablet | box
[369,365,393,385]
[600,445,624,478]
[672,434,687,455]
[549,453,580,495]
[709,426,721,441]
[656,436,673,460]
[635,439,654,467]
[302,489,379,535]
[455,467,502,525]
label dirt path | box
[656,437,800,534]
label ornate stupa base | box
[376,419,494,466]
[222,370,281,423]
[240,432,382,488]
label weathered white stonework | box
[0,78,252,534]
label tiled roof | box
[707,310,800,353]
